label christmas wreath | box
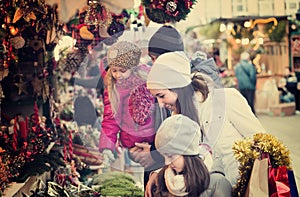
[232,133,291,197]
[141,0,197,24]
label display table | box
[2,142,55,197]
[3,171,51,197]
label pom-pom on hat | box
[155,114,201,156]
[107,41,142,70]
[147,51,191,89]
[148,25,184,57]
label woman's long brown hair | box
[171,73,209,141]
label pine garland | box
[232,133,291,197]
[92,172,144,196]
[141,0,197,24]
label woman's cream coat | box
[195,88,266,186]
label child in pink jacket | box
[99,41,156,166]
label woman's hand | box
[145,172,158,197]
[129,142,155,168]
[128,146,142,163]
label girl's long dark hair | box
[155,156,210,197]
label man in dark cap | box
[148,25,184,62]
[129,25,185,188]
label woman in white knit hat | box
[153,114,232,197]
[146,51,266,192]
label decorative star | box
[31,76,43,96]
[14,77,28,95]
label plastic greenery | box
[232,133,291,197]
[141,0,197,24]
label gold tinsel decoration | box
[232,133,291,197]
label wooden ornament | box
[14,77,28,95]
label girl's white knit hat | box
[155,114,201,156]
[147,51,191,89]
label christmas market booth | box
[0,0,150,196]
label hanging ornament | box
[79,25,95,40]
[107,18,125,36]
[10,36,25,49]
[14,75,28,95]
[141,0,197,24]
[9,26,19,36]
[99,25,110,38]
[166,1,177,13]
[84,0,112,28]
[64,49,86,73]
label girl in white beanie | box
[146,51,266,190]
[153,114,232,197]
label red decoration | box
[68,130,73,160]
[33,102,40,132]
[185,0,193,9]
[26,117,28,133]
[63,143,67,161]
[12,117,19,151]
[19,119,27,141]
[138,4,144,18]
[142,0,197,23]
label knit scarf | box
[164,166,189,196]
[116,73,145,89]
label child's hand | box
[102,149,115,166]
